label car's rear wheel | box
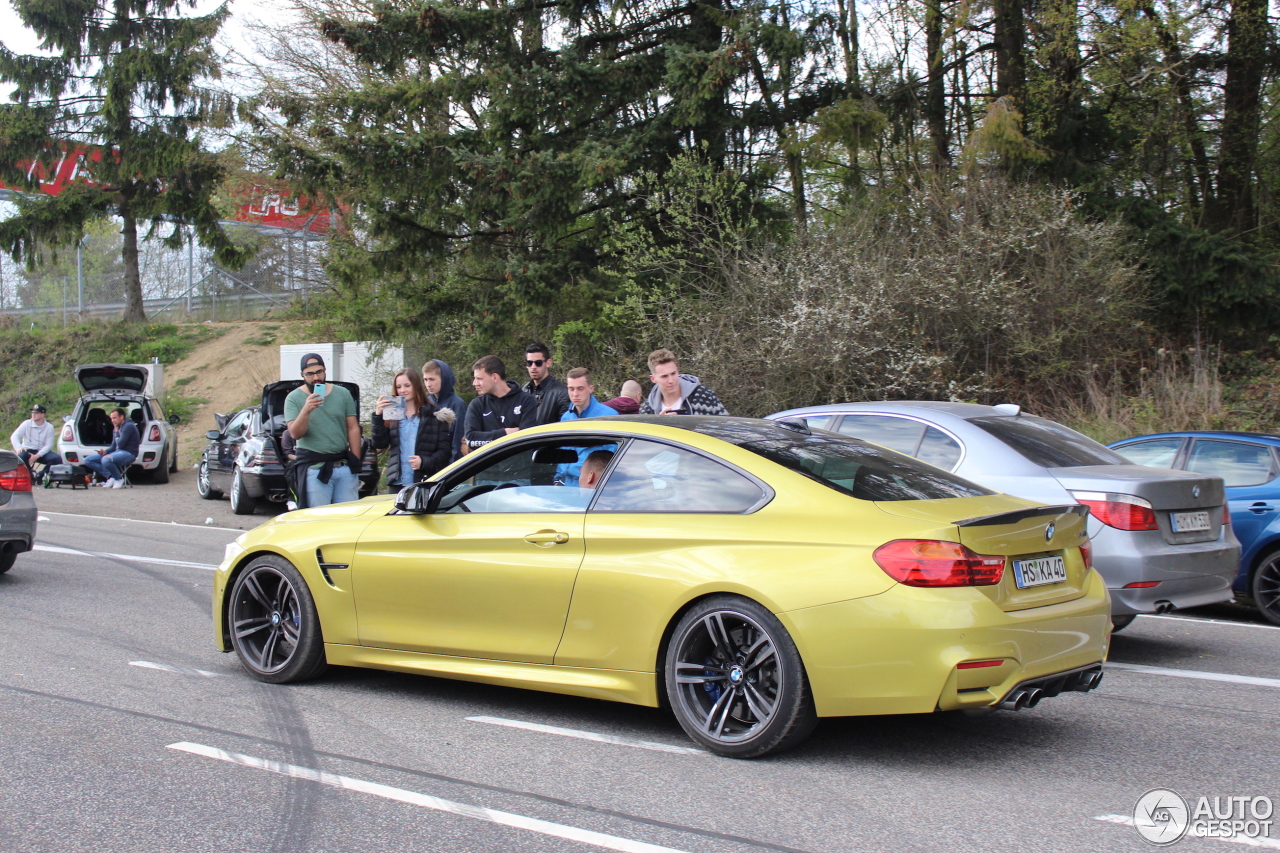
[169,441,179,473]
[151,449,170,484]
[665,596,816,758]
[197,459,222,500]
[228,555,326,683]
[230,469,256,515]
[1110,614,1136,633]
[1251,551,1280,626]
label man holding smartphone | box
[284,353,362,508]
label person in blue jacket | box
[423,359,468,462]
[83,408,140,488]
[557,367,617,486]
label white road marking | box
[466,716,705,755]
[129,661,222,678]
[1106,662,1280,689]
[1096,814,1280,849]
[37,515,49,521]
[33,544,217,570]
[40,511,242,532]
[167,742,694,853]
[1143,614,1280,631]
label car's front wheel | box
[1252,551,1280,626]
[228,555,326,683]
[665,596,817,758]
[230,469,256,515]
[197,459,221,500]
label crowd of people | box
[285,343,729,508]
[9,344,729,509]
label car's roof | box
[1111,431,1280,446]
[770,401,1015,420]
[528,415,814,445]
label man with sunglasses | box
[520,342,570,426]
[284,353,362,508]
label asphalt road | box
[2,512,1277,852]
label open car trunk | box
[75,364,149,394]
[75,403,147,447]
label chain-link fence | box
[0,224,328,323]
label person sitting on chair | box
[82,408,140,489]
[10,404,62,478]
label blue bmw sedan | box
[1110,431,1280,624]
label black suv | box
[197,380,380,514]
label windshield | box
[969,415,1126,468]
[740,433,992,501]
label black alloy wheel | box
[197,458,221,500]
[1252,552,1280,626]
[228,555,326,683]
[665,596,816,758]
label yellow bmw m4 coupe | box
[213,416,1111,758]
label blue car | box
[1109,431,1280,624]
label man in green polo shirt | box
[285,353,362,507]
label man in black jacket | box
[521,341,570,425]
[465,355,538,451]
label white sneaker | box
[96,479,111,487]
[285,500,298,511]
[109,478,125,489]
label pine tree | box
[0,0,248,321]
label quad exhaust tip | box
[998,667,1103,711]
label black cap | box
[30,404,46,413]
[300,353,325,372]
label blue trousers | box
[83,451,135,481]
[304,464,360,507]
[19,450,62,472]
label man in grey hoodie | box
[423,359,468,461]
[638,349,729,416]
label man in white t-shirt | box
[10,404,62,475]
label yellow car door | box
[351,443,593,664]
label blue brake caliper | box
[701,656,723,703]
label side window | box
[438,442,601,513]
[1112,438,1183,469]
[837,415,926,456]
[593,440,766,513]
[1186,440,1277,487]
[149,399,165,421]
[224,411,251,440]
[917,426,962,470]
[800,415,835,431]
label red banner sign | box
[0,146,330,234]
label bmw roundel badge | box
[1045,523,1055,542]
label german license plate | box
[1171,510,1211,532]
[1012,555,1067,589]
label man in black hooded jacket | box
[464,355,538,451]
[423,359,468,461]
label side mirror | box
[169,414,182,425]
[205,430,222,441]
[394,481,441,514]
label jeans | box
[18,450,62,472]
[83,451,135,481]
[304,464,360,507]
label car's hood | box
[75,363,148,394]
[271,497,390,525]
[1049,464,1224,509]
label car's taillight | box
[61,425,73,442]
[1223,505,1231,525]
[1079,539,1092,570]
[873,540,1005,587]
[250,444,279,466]
[1070,491,1159,531]
[0,465,33,492]
[148,424,161,441]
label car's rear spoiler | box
[954,504,1087,527]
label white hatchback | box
[58,364,180,483]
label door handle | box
[524,530,570,547]
[1249,503,1275,514]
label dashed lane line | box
[33,543,217,570]
[1106,662,1280,690]
[467,716,705,755]
[167,742,696,853]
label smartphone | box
[313,382,327,399]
